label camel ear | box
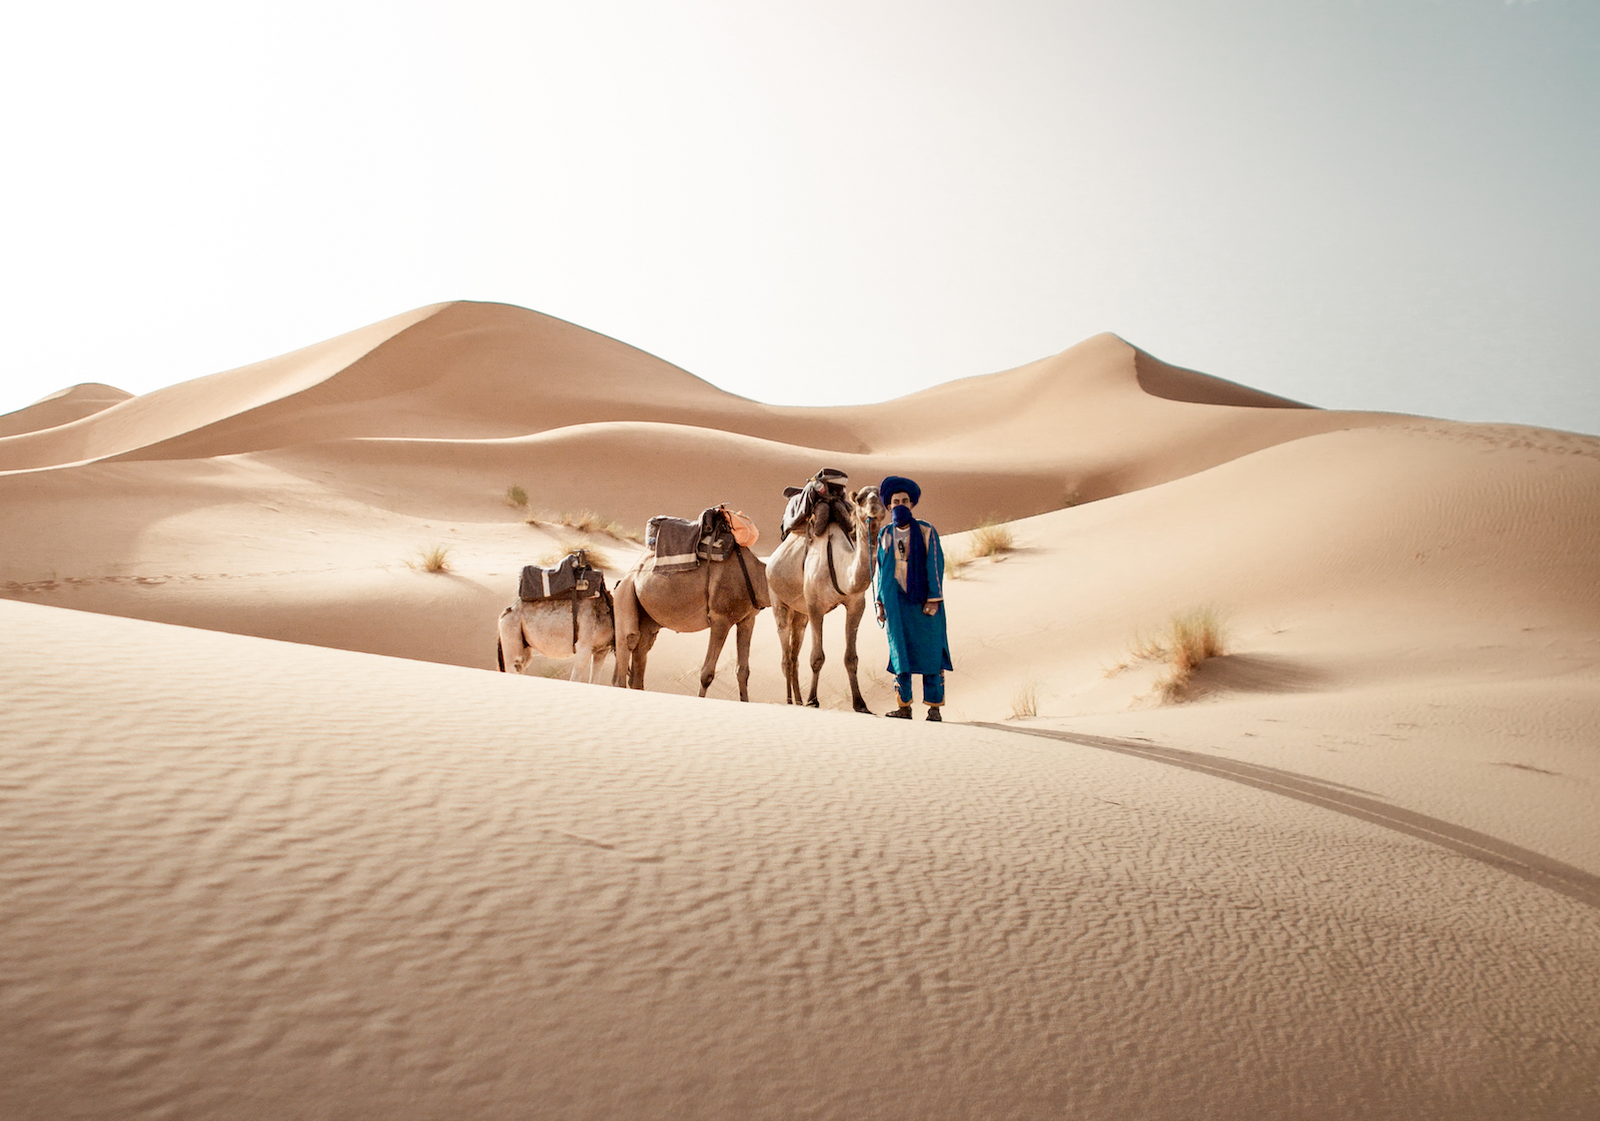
[852,487,869,504]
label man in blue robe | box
[874,476,953,721]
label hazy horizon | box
[2,0,1596,433]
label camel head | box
[852,485,888,534]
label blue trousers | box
[896,672,945,706]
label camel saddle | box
[781,468,853,540]
[519,550,606,603]
[646,506,740,575]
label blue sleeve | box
[925,524,944,601]
[875,528,893,598]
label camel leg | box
[735,613,756,702]
[585,645,611,685]
[569,650,591,682]
[784,610,808,705]
[630,622,660,691]
[843,596,871,713]
[497,606,526,674]
[805,609,828,707]
[613,638,631,688]
[572,608,606,683]
[697,617,734,697]
[611,574,641,688]
[774,602,804,704]
[773,602,795,704]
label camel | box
[611,539,771,700]
[767,484,888,712]
[496,588,615,683]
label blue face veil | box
[880,476,930,603]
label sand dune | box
[2,302,1597,1118]
[0,304,445,472]
[2,301,1403,524]
[3,599,1597,1121]
[0,383,133,439]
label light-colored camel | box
[767,485,888,712]
[497,590,615,683]
[611,544,771,700]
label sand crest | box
[2,302,1597,1117]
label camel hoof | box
[853,704,872,714]
[805,699,820,708]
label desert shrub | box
[1125,607,1226,702]
[506,484,529,507]
[539,542,614,570]
[415,544,452,573]
[944,546,973,579]
[604,520,645,543]
[1168,606,1225,671]
[529,510,642,542]
[1009,679,1040,719]
[970,519,1015,558]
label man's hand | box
[923,600,940,616]
[876,603,886,624]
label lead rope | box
[825,534,847,597]
[872,525,886,629]
[733,543,760,610]
[570,582,580,654]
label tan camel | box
[767,485,888,712]
[611,543,771,700]
[497,591,615,683]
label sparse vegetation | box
[526,510,644,543]
[943,546,974,579]
[1062,486,1082,509]
[603,520,645,543]
[539,542,614,570]
[506,484,529,508]
[1009,679,1040,719]
[969,519,1015,558]
[1111,606,1228,703]
[413,544,452,573]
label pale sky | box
[2,0,1596,432]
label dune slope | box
[0,384,133,439]
[2,599,1596,1121]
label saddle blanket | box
[519,552,603,602]
[646,506,741,574]
[646,516,704,574]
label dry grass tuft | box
[1009,679,1040,720]
[602,520,645,543]
[1110,608,1227,700]
[413,544,452,573]
[1128,629,1167,663]
[969,519,1015,558]
[530,510,643,542]
[539,542,614,570]
[943,546,974,579]
[505,484,529,508]
[1128,607,1226,702]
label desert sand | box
[2,301,1596,1118]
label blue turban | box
[879,475,921,506]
